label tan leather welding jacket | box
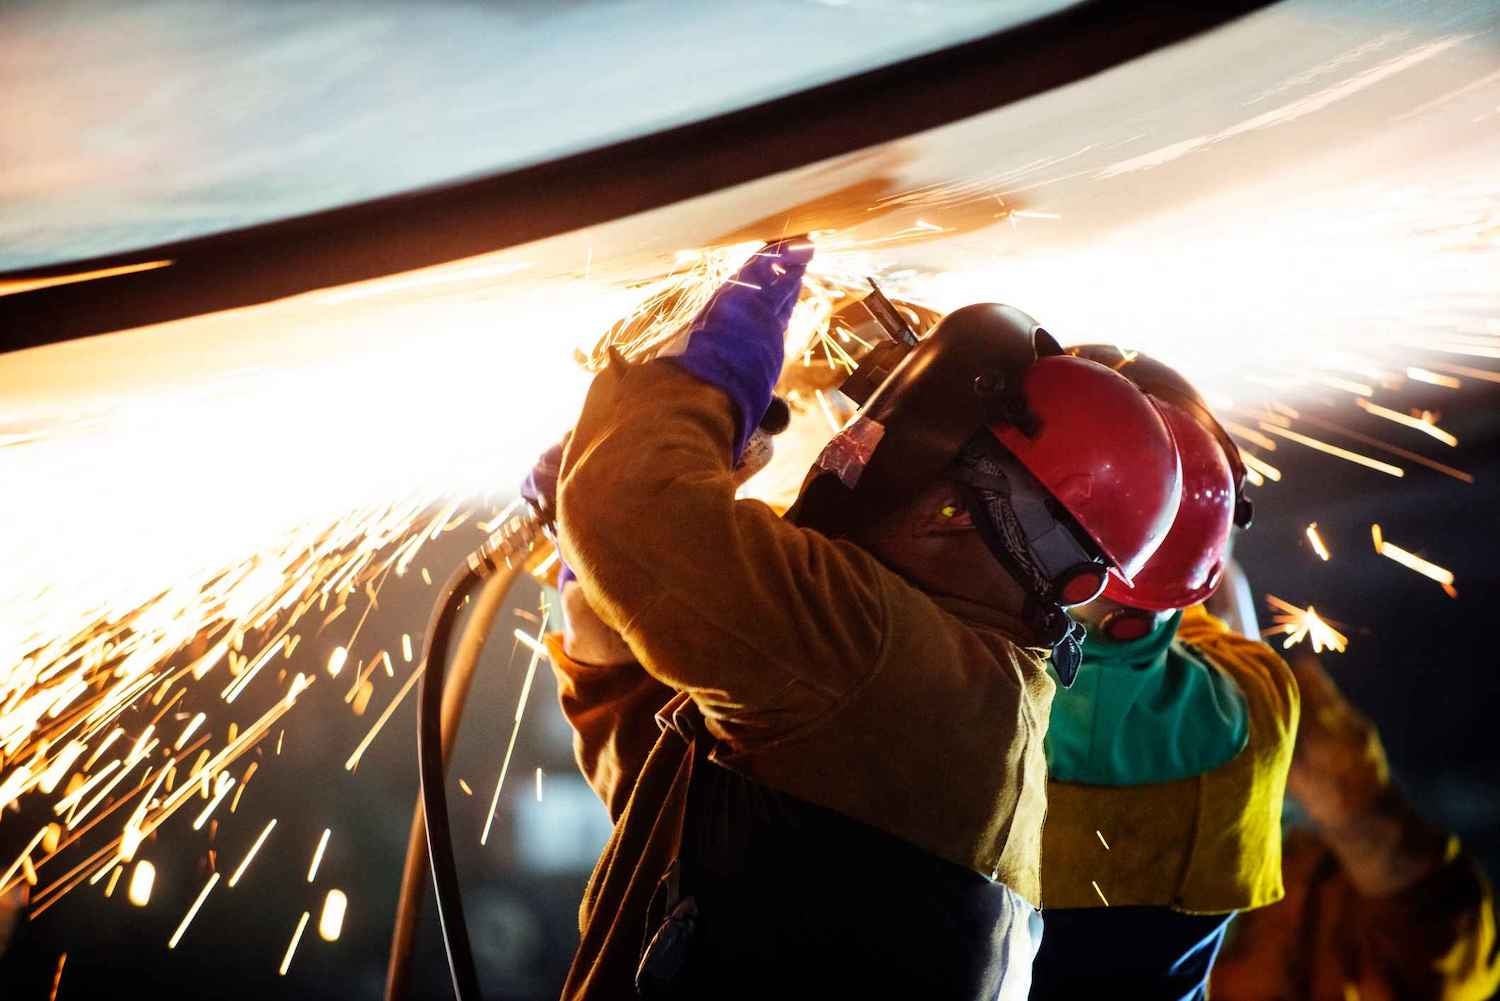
[552,359,1054,999]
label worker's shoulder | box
[1178,604,1298,728]
[881,577,1049,675]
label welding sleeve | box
[556,288,896,737]
[545,634,671,822]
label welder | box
[534,241,1184,999]
[1027,345,1300,1000]
[1211,646,1500,1001]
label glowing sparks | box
[1095,830,1110,851]
[344,664,423,772]
[536,767,545,802]
[1407,366,1461,388]
[167,872,219,949]
[1240,450,1282,484]
[1371,524,1457,596]
[190,774,235,831]
[1263,595,1349,654]
[127,860,155,907]
[482,613,550,846]
[318,889,347,942]
[307,828,332,883]
[49,953,66,1001]
[1258,423,1405,478]
[1305,523,1331,561]
[227,818,276,888]
[1311,373,1373,397]
[1091,880,1110,906]
[2,826,49,891]
[1355,398,1457,446]
[229,762,257,814]
[0,164,1494,942]
[279,911,311,976]
[173,712,206,750]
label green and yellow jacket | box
[1041,604,1300,913]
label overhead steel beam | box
[0,0,1273,352]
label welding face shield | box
[789,303,1182,684]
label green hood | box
[1045,611,1249,786]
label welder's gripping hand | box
[522,438,635,667]
[659,238,813,462]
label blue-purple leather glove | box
[520,438,575,589]
[662,238,813,461]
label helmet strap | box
[949,435,1098,686]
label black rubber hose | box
[416,561,488,1001]
[413,508,549,1001]
[386,564,519,1000]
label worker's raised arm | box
[556,241,889,718]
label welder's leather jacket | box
[1040,604,1299,913]
[1211,828,1500,1001]
[550,359,1054,999]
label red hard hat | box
[990,356,1182,584]
[1100,399,1234,610]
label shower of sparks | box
[126,860,154,907]
[227,818,276,889]
[1091,880,1110,906]
[481,613,550,846]
[279,911,311,977]
[1263,595,1349,654]
[1305,523,1332,561]
[1095,830,1110,851]
[0,97,1496,960]
[318,889,347,942]
[306,829,331,883]
[1371,524,1457,597]
[167,871,219,949]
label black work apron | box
[637,694,1040,1000]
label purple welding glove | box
[520,438,575,589]
[661,238,813,461]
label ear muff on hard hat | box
[1099,399,1236,611]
